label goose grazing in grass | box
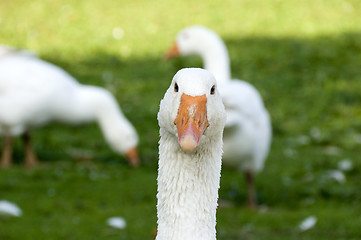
[0,46,139,168]
[156,68,226,240]
[165,25,272,208]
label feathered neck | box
[54,85,137,154]
[53,85,115,124]
[198,36,231,84]
[156,128,223,240]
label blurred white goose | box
[0,46,139,168]
[166,25,272,207]
[156,68,226,240]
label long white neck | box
[53,85,137,154]
[199,37,231,84]
[156,129,222,240]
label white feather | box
[0,200,22,217]
[107,217,127,229]
[299,216,317,231]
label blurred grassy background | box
[1,0,361,239]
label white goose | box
[166,25,272,207]
[157,68,226,240]
[0,46,139,168]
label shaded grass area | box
[1,140,361,240]
[1,0,361,239]
[0,162,157,240]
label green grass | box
[1,0,361,239]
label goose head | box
[165,25,225,59]
[158,68,226,152]
[164,26,231,83]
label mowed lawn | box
[1,0,361,239]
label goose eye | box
[210,85,215,95]
[174,82,179,92]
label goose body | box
[157,68,226,240]
[166,26,272,206]
[0,46,139,167]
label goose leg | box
[245,170,257,209]
[22,132,38,168]
[1,134,13,168]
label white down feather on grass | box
[0,200,22,217]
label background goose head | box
[165,25,231,84]
[165,25,227,58]
[158,68,226,152]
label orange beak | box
[125,146,140,167]
[174,94,209,152]
[164,42,180,60]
